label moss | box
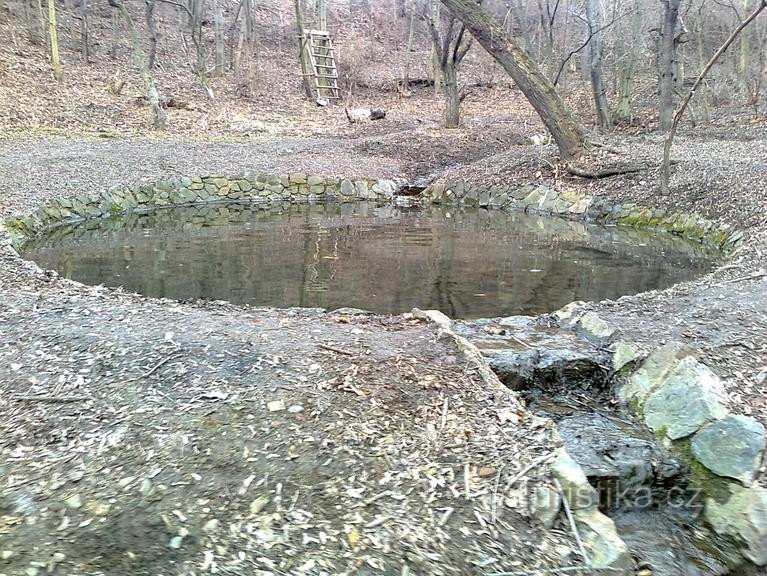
[672,437,733,505]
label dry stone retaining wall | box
[424,180,743,252]
[2,173,398,250]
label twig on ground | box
[488,566,622,576]
[317,343,356,356]
[491,463,507,524]
[129,350,183,381]
[509,334,534,349]
[553,478,592,570]
[724,271,767,284]
[12,395,89,403]
[507,451,556,487]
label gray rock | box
[574,507,633,574]
[558,413,680,490]
[569,197,591,214]
[550,450,632,575]
[618,342,695,407]
[64,494,83,509]
[612,341,641,372]
[486,346,606,391]
[705,484,767,565]
[510,184,535,201]
[521,186,546,208]
[643,356,729,440]
[576,311,616,342]
[691,415,766,483]
[373,179,395,198]
[340,179,355,196]
[550,449,599,511]
[552,301,586,324]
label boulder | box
[705,484,767,565]
[576,311,616,342]
[612,341,641,372]
[574,507,634,574]
[691,415,766,484]
[550,450,599,511]
[618,342,695,407]
[643,356,729,440]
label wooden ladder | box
[303,29,340,102]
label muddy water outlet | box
[455,317,747,576]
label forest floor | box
[1,90,767,575]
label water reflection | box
[22,201,716,318]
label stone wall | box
[424,180,743,252]
[2,173,399,249]
[554,307,767,569]
[3,173,744,256]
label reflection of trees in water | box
[23,203,715,317]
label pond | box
[21,201,716,318]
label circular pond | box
[21,202,716,318]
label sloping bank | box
[1,171,763,575]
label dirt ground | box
[1,98,767,575]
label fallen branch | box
[566,163,645,179]
[12,395,89,403]
[724,271,767,284]
[317,343,356,356]
[553,477,592,570]
[129,350,183,381]
[506,451,556,488]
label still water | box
[22,202,716,318]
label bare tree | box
[424,0,474,128]
[145,0,158,68]
[661,0,767,192]
[48,0,62,80]
[585,0,612,129]
[108,0,166,129]
[658,0,683,131]
[438,0,587,161]
[213,0,225,76]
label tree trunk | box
[145,0,157,69]
[318,0,327,30]
[213,0,225,76]
[438,0,586,161]
[616,0,641,121]
[585,0,611,130]
[661,0,767,193]
[444,65,460,127]
[80,0,90,63]
[401,0,416,92]
[48,0,62,81]
[658,0,681,132]
[110,0,166,129]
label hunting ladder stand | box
[301,30,340,102]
